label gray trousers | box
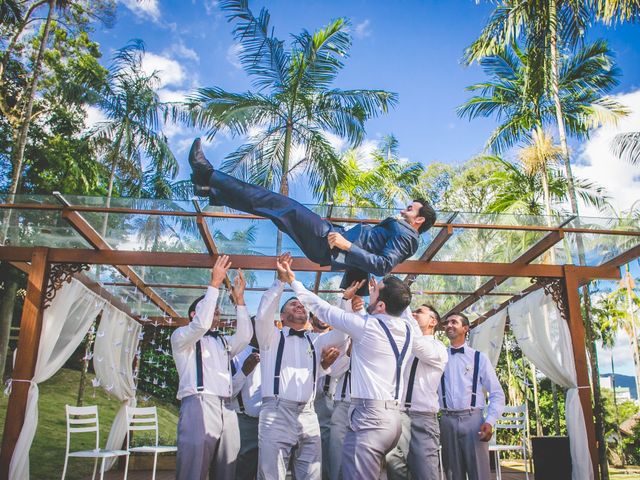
[314,392,335,480]
[440,409,490,480]
[237,413,259,480]
[176,394,240,480]
[258,397,321,480]
[329,400,350,480]
[342,400,403,480]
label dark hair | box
[422,303,441,323]
[377,276,412,316]
[280,296,298,313]
[188,295,206,320]
[445,312,469,327]
[413,198,437,234]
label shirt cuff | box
[484,414,497,427]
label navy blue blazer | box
[331,217,419,276]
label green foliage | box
[179,0,396,201]
[137,326,179,405]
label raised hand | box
[276,252,295,284]
[352,295,365,312]
[343,279,366,300]
[231,268,246,306]
[320,346,340,370]
[242,352,260,375]
[210,255,231,288]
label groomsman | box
[439,312,505,480]
[171,256,252,480]
[255,254,348,480]
[231,317,261,480]
[386,304,448,480]
[278,255,440,480]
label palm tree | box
[181,0,396,250]
[89,40,177,204]
[612,132,640,164]
[322,135,424,211]
[594,0,640,23]
[458,40,626,154]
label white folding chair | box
[489,404,529,480]
[124,406,177,480]
[438,444,445,480]
[62,405,129,480]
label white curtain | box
[93,304,141,469]
[468,309,507,367]
[508,288,593,480]
[9,279,106,479]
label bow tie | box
[451,347,465,355]
[204,330,223,338]
[288,328,307,338]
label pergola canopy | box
[1,193,638,327]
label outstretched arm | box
[227,269,253,356]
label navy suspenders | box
[440,349,481,408]
[273,329,317,397]
[376,319,411,401]
[340,369,351,400]
[195,333,230,393]
[323,375,331,393]
[404,357,420,408]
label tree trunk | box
[551,382,561,435]
[611,352,625,466]
[275,120,293,256]
[548,0,578,213]
[8,0,55,196]
[583,286,610,479]
[622,269,640,402]
[0,275,18,381]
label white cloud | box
[119,0,161,23]
[141,52,186,88]
[573,89,640,215]
[353,19,372,39]
[166,40,200,63]
[83,105,108,132]
[204,0,220,15]
[157,88,190,104]
[226,43,244,69]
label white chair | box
[124,406,177,480]
[438,445,445,480]
[489,404,529,480]
[62,405,129,480]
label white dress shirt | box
[231,345,262,417]
[171,286,252,400]
[439,342,505,425]
[256,280,349,402]
[401,335,448,413]
[292,280,420,401]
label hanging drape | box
[467,309,507,367]
[9,279,106,479]
[508,288,593,480]
[93,304,141,469]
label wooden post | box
[0,247,50,480]
[564,265,600,480]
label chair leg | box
[61,454,69,480]
[152,452,158,480]
[99,458,106,480]
[123,454,130,480]
[524,447,529,480]
[439,447,444,480]
[496,451,502,480]
[92,457,98,480]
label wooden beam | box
[564,266,600,480]
[601,242,640,271]
[0,246,623,279]
[443,229,566,319]
[0,248,50,479]
[193,207,232,292]
[73,272,137,320]
[59,208,179,318]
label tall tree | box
[181,0,396,213]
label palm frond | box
[611,131,640,164]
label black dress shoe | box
[189,138,214,186]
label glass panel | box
[462,295,512,322]
[0,208,91,248]
[564,232,640,266]
[77,211,207,252]
[433,227,547,263]
[63,195,198,213]
[0,193,60,205]
[566,215,640,233]
[454,211,571,228]
[410,293,469,316]
[410,275,492,294]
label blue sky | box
[90,1,640,377]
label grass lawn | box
[0,368,179,480]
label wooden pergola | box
[0,193,639,480]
